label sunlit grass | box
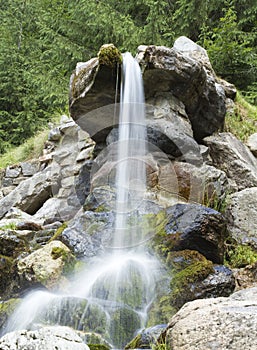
[225,91,257,142]
[0,129,49,169]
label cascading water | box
[3,53,165,348]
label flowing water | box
[4,53,164,348]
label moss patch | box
[98,44,122,68]
[49,222,68,242]
[0,298,20,328]
[88,344,110,350]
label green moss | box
[166,249,206,272]
[225,243,257,268]
[88,344,110,350]
[0,298,20,328]
[98,44,122,68]
[124,333,141,350]
[170,254,214,310]
[49,222,68,242]
[0,222,17,230]
[51,245,76,276]
[110,307,141,348]
[225,91,257,142]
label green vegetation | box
[225,243,257,268]
[88,344,110,350]
[225,92,257,142]
[1,0,256,153]
[0,129,49,169]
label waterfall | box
[113,52,147,249]
[3,53,165,349]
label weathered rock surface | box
[69,38,230,147]
[247,132,257,157]
[17,240,75,290]
[61,210,114,257]
[137,38,227,142]
[0,326,89,350]
[204,132,257,190]
[225,187,257,246]
[0,165,61,219]
[164,287,257,350]
[164,203,227,263]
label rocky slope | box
[0,37,257,349]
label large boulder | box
[163,287,257,350]
[69,38,230,147]
[61,210,114,257]
[17,240,76,290]
[0,326,90,350]
[204,132,257,190]
[247,132,257,157]
[137,38,227,142]
[225,187,257,247]
[160,203,227,263]
[0,165,61,219]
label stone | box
[164,287,257,350]
[164,203,227,263]
[76,146,94,162]
[204,132,257,190]
[168,161,229,205]
[17,240,75,289]
[0,165,61,219]
[20,161,40,176]
[137,40,226,142]
[225,187,257,247]
[173,36,213,72]
[0,326,90,350]
[125,324,167,349]
[0,230,29,257]
[48,126,62,141]
[5,166,21,178]
[247,132,257,157]
[61,210,114,257]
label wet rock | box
[17,240,76,290]
[125,324,167,349]
[204,132,257,190]
[61,210,114,257]
[0,326,90,350]
[163,287,257,350]
[163,203,227,263]
[225,187,257,247]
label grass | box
[225,91,257,142]
[0,128,49,169]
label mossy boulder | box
[98,44,122,68]
[17,240,76,290]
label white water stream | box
[4,53,164,348]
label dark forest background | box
[0,0,256,153]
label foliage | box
[199,2,257,96]
[1,0,256,153]
[225,92,257,142]
[0,129,48,169]
[225,243,257,268]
